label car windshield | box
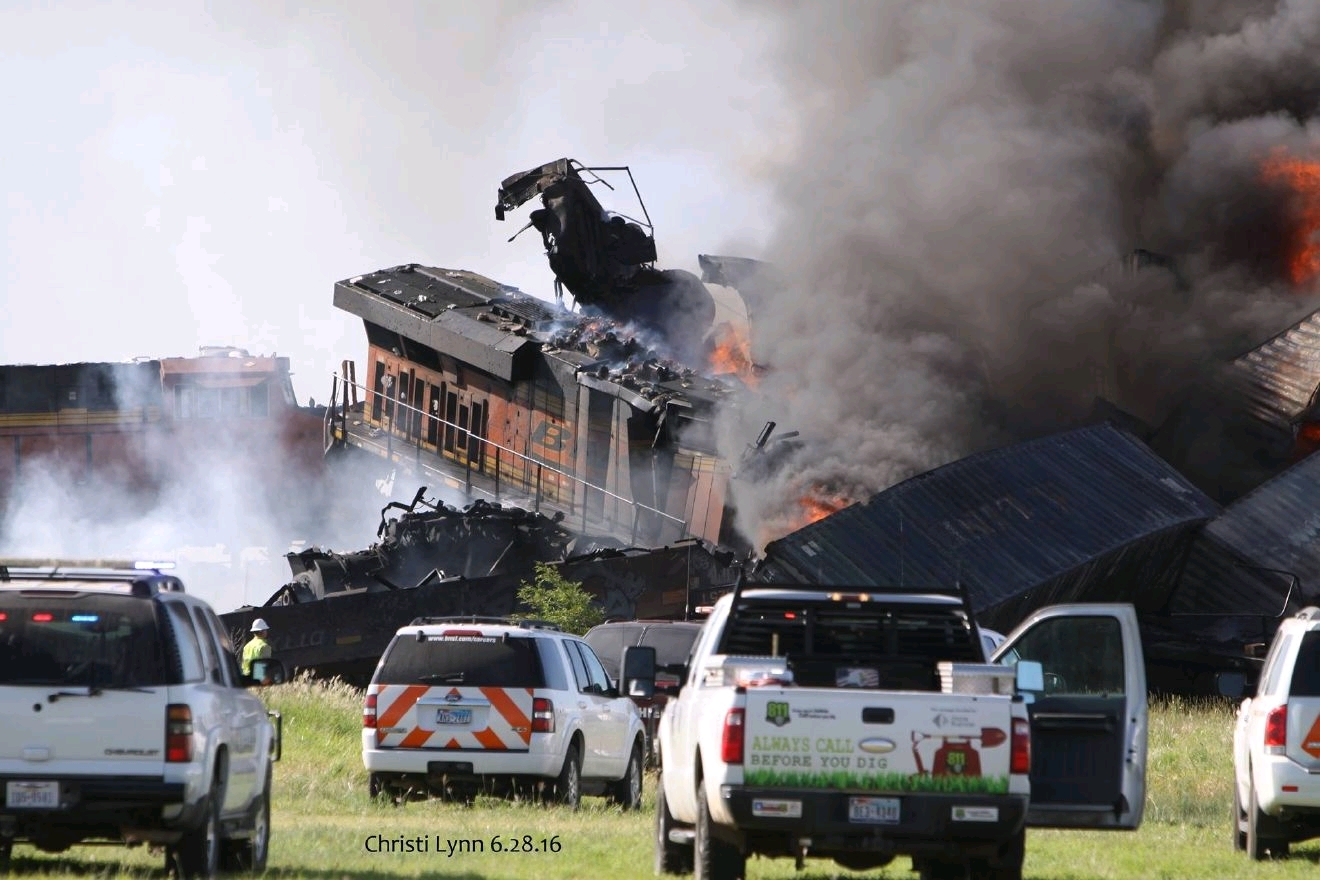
[0,593,169,687]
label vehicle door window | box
[564,640,591,692]
[1290,631,1320,696]
[165,604,205,683]
[190,606,226,686]
[577,642,613,695]
[1004,615,1124,696]
[202,609,243,687]
[1260,633,1295,697]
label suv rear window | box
[377,633,545,688]
[640,625,701,667]
[1290,631,1320,697]
[0,593,169,686]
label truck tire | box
[694,776,744,880]
[608,742,644,811]
[554,743,582,810]
[1247,783,1288,860]
[654,772,693,875]
[176,792,221,879]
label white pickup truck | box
[639,585,1148,880]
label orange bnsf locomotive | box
[328,264,734,547]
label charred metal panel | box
[334,268,541,383]
[1224,305,1320,434]
[757,424,1219,619]
[1170,450,1320,616]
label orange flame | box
[707,322,758,387]
[1261,148,1320,287]
[797,490,853,527]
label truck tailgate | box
[742,688,1013,794]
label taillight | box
[721,708,745,764]
[1010,718,1031,775]
[363,692,378,729]
[532,698,554,733]
[166,705,194,763]
[1265,705,1287,753]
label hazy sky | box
[1,0,779,399]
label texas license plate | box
[849,796,900,824]
[6,781,59,809]
[435,708,473,725]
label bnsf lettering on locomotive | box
[531,420,567,451]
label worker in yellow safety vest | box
[242,618,273,678]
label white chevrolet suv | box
[1232,606,1320,860]
[362,616,646,809]
[0,560,283,878]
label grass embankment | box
[11,685,1320,879]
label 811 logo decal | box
[766,702,790,728]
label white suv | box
[1232,606,1320,860]
[0,560,282,878]
[362,616,646,810]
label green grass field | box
[8,681,1319,879]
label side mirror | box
[622,646,656,699]
[1217,671,1247,699]
[1015,660,1045,694]
[247,658,288,687]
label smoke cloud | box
[722,0,1320,545]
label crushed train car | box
[495,157,715,362]
[753,423,1243,692]
[219,491,741,683]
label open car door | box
[991,603,1147,829]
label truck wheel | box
[1247,783,1288,860]
[554,744,582,811]
[1231,781,1246,852]
[176,792,221,879]
[654,772,693,875]
[608,743,644,811]
[694,776,744,880]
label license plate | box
[849,796,900,824]
[435,708,473,725]
[6,781,59,809]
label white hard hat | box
[250,618,270,633]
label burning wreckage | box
[220,155,1320,694]
[220,491,740,684]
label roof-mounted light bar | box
[0,559,181,584]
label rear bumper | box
[722,787,1027,858]
[363,747,562,779]
[1255,755,1320,815]
[0,774,194,843]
